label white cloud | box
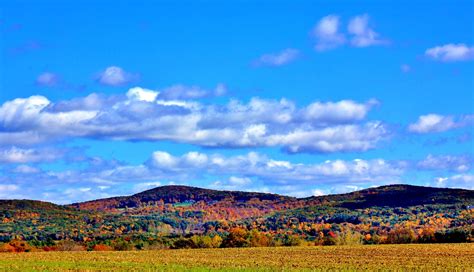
[425,44,474,62]
[313,14,386,50]
[229,176,252,186]
[313,15,345,51]
[126,87,159,102]
[0,91,386,154]
[254,48,300,67]
[302,99,377,124]
[267,122,387,153]
[0,149,405,202]
[408,114,473,133]
[0,147,64,163]
[312,189,326,196]
[149,151,178,168]
[408,114,454,133]
[36,72,59,87]
[146,150,403,185]
[348,14,385,47]
[0,95,50,129]
[6,148,474,203]
[97,66,137,86]
[432,174,474,189]
[417,154,471,172]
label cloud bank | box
[0,88,386,154]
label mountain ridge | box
[1,184,473,209]
[1,184,472,247]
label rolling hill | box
[1,184,473,248]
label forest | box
[0,184,473,252]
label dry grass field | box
[0,244,473,271]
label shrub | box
[388,227,416,244]
[221,227,249,248]
[92,244,113,251]
[0,243,16,253]
[112,239,133,251]
[335,229,363,245]
[248,230,271,247]
[172,237,196,249]
[56,240,86,251]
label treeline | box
[1,197,472,252]
[1,225,472,253]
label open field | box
[0,244,473,271]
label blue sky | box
[0,0,473,203]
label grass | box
[0,244,473,271]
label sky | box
[0,0,473,204]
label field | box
[0,244,473,271]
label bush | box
[56,240,86,251]
[435,229,469,243]
[335,229,363,245]
[281,234,302,247]
[0,243,16,253]
[3,240,32,252]
[221,227,249,248]
[112,239,133,251]
[92,244,113,251]
[248,230,271,247]
[172,237,196,249]
[388,227,416,244]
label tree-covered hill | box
[71,185,294,211]
[0,184,473,250]
[304,184,474,208]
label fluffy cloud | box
[210,176,254,191]
[145,150,403,185]
[408,114,473,133]
[127,87,159,102]
[36,72,59,87]
[0,91,386,154]
[97,66,137,86]
[432,174,474,190]
[425,44,474,62]
[0,147,64,164]
[417,154,471,172]
[254,48,300,67]
[0,150,405,202]
[313,14,385,51]
[347,14,385,47]
[313,15,345,51]
[3,148,473,203]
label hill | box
[71,185,294,211]
[68,185,300,223]
[0,184,473,248]
[304,184,474,208]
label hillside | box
[71,185,294,211]
[304,184,474,208]
[1,184,473,248]
[69,185,300,222]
